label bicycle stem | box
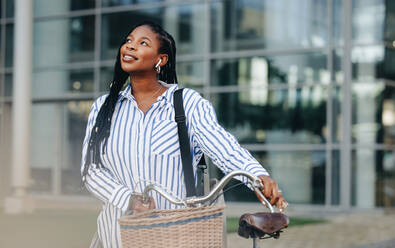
[143,170,275,213]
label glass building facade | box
[0,0,394,209]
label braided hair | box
[82,21,178,182]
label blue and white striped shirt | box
[81,81,269,247]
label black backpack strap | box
[174,88,197,197]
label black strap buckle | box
[175,115,186,123]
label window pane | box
[4,73,12,97]
[260,151,325,204]
[34,16,95,68]
[333,0,343,46]
[352,0,385,44]
[101,4,205,60]
[5,24,13,68]
[62,100,93,195]
[30,101,94,195]
[31,103,60,193]
[215,151,326,204]
[352,82,395,145]
[0,25,2,67]
[331,86,342,143]
[211,53,328,87]
[177,60,205,88]
[33,0,95,17]
[211,0,328,52]
[209,88,328,144]
[333,49,344,83]
[102,0,163,7]
[352,149,395,207]
[5,0,13,18]
[33,68,94,98]
[352,45,384,81]
[332,150,340,205]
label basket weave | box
[118,205,225,248]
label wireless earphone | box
[155,59,162,68]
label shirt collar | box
[118,81,179,106]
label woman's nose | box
[126,42,136,50]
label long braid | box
[82,44,128,180]
[82,20,178,183]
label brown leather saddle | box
[238,212,289,239]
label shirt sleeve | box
[80,96,132,212]
[191,97,269,185]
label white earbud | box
[155,59,162,68]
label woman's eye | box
[126,39,132,43]
[141,41,148,46]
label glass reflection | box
[332,150,340,205]
[34,16,95,68]
[211,0,328,52]
[5,0,13,18]
[352,149,395,207]
[352,82,395,145]
[33,0,95,17]
[352,45,395,81]
[177,61,205,88]
[32,68,94,98]
[5,24,13,68]
[4,73,12,97]
[333,0,343,46]
[30,101,93,195]
[219,151,326,204]
[102,0,163,7]
[62,100,93,195]
[211,53,328,87]
[352,0,385,44]
[210,88,327,144]
[101,4,205,60]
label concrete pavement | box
[227,209,395,248]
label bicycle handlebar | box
[142,170,275,213]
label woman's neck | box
[130,73,161,95]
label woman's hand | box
[258,175,288,211]
[128,194,156,214]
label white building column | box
[4,0,34,214]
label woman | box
[81,21,287,248]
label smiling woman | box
[80,21,286,248]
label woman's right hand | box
[128,194,156,214]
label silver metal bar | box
[143,170,275,212]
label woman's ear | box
[158,54,169,67]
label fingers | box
[259,175,272,199]
[131,195,156,214]
[258,175,285,208]
[277,197,289,212]
[270,184,280,206]
[148,196,156,210]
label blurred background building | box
[0,0,394,213]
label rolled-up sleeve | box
[191,97,269,183]
[80,95,132,212]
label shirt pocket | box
[151,119,180,157]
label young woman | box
[81,21,287,248]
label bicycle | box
[118,170,289,248]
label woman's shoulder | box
[90,93,109,112]
[181,87,205,103]
[180,87,212,117]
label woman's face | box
[120,25,167,75]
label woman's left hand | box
[258,175,288,211]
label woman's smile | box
[122,53,138,63]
